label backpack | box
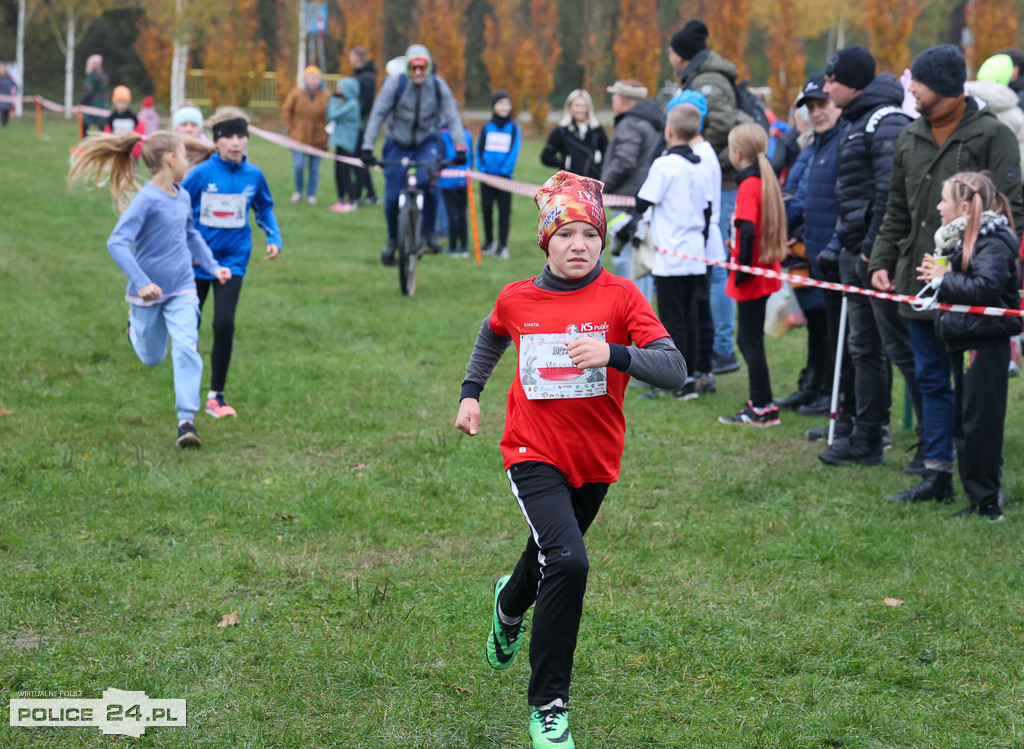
[394,73,442,110]
[708,71,770,133]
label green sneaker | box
[485,574,523,670]
[529,705,574,748]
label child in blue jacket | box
[438,121,474,257]
[181,106,282,419]
[327,77,362,213]
[477,90,521,258]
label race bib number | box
[484,131,512,153]
[519,332,606,400]
[199,193,247,229]
[110,117,135,135]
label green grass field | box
[2,114,1023,748]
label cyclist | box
[360,44,468,266]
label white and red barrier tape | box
[665,249,1024,318]
[24,93,1023,316]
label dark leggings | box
[501,461,608,707]
[196,275,244,393]
[654,274,704,379]
[441,187,468,250]
[354,129,376,200]
[0,109,9,127]
[334,146,358,202]
[480,182,511,246]
[737,296,772,407]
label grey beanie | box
[911,44,967,98]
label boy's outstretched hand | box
[455,398,480,436]
[214,267,232,284]
[568,337,610,370]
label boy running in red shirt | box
[454,171,686,749]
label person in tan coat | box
[281,66,330,204]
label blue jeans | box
[129,294,202,421]
[382,137,440,242]
[906,317,954,465]
[291,150,322,196]
[712,189,737,357]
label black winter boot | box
[818,427,885,466]
[885,470,955,503]
[775,369,818,410]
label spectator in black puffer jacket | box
[540,89,609,181]
[818,46,923,470]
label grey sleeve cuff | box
[625,337,688,390]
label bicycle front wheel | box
[397,202,419,296]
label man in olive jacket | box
[669,19,745,373]
[869,44,1024,503]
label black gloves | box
[359,149,376,167]
[453,145,468,166]
[817,248,840,279]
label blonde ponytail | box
[67,132,144,212]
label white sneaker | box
[290,191,302,203]
[307,195,317,205]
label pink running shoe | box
[205,393,237,418]
[329,201,347,213]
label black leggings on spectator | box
[441,187,468,250]
[737,295,773,407]
[480,182,511,246]
[196,275,244,393]
[334,146,358,202]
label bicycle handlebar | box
[376,157,457,169]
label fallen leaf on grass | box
[443,683,472,694]
[275,513,297,522]
[352,463,368,470]
[0,408,13,417]
[217,610,240,627]
[884,597,904,607]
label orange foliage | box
[766,0,806,113]
[483,0,560,133]
[966,0,1019,71]
[611,0,661,95]
[273,0,295,101]
[701,0,754,81]
[863,0,923,75]
[579,0,614,95]
[338,0,385,74]
[134,20,173,105]
[417,0,469,105]
[202,0,268,108]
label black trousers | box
[697,268,714,374]
[441,187,468,250]
[654,274,704,380]
[952,343,1010,511]
[354,129,376,199]
[737,295,773,407]
[500,461,609,707]
[0,108,9,127]
[196,275,244,393]
[480,182,511,246]
[804,307,829,390]
[840,251,890,431]
[334,146,358,202]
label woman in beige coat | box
[281,66,330,204]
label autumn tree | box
[273,0,295,102]
[338,0,384,73]
[863,0,923,75]
[965,0,1018,70]
[136,0,217,111]
[40,0,119,117]
[135,19,173,103]
[611,0,660,95]
[416,0,469,105]
[523,0,561,131]
[701,0,754,81]
[765,0,807,113]
[579,0,615,95]
[201,0,268,107]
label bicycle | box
[377,156,454,296]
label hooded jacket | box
[327,77,362,153]
[966,80,1024,172]
[600,99,665,198]
[678,49,743,187]
[281,81,330,149]
[869,97,1024,319]
[352,60,378,127]
[935,216,1022,350]
[834,73,910,259]
[361,45,465,151]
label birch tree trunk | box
[64,11,76,118]
[169,0,187,112]
[16,0,26,116]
